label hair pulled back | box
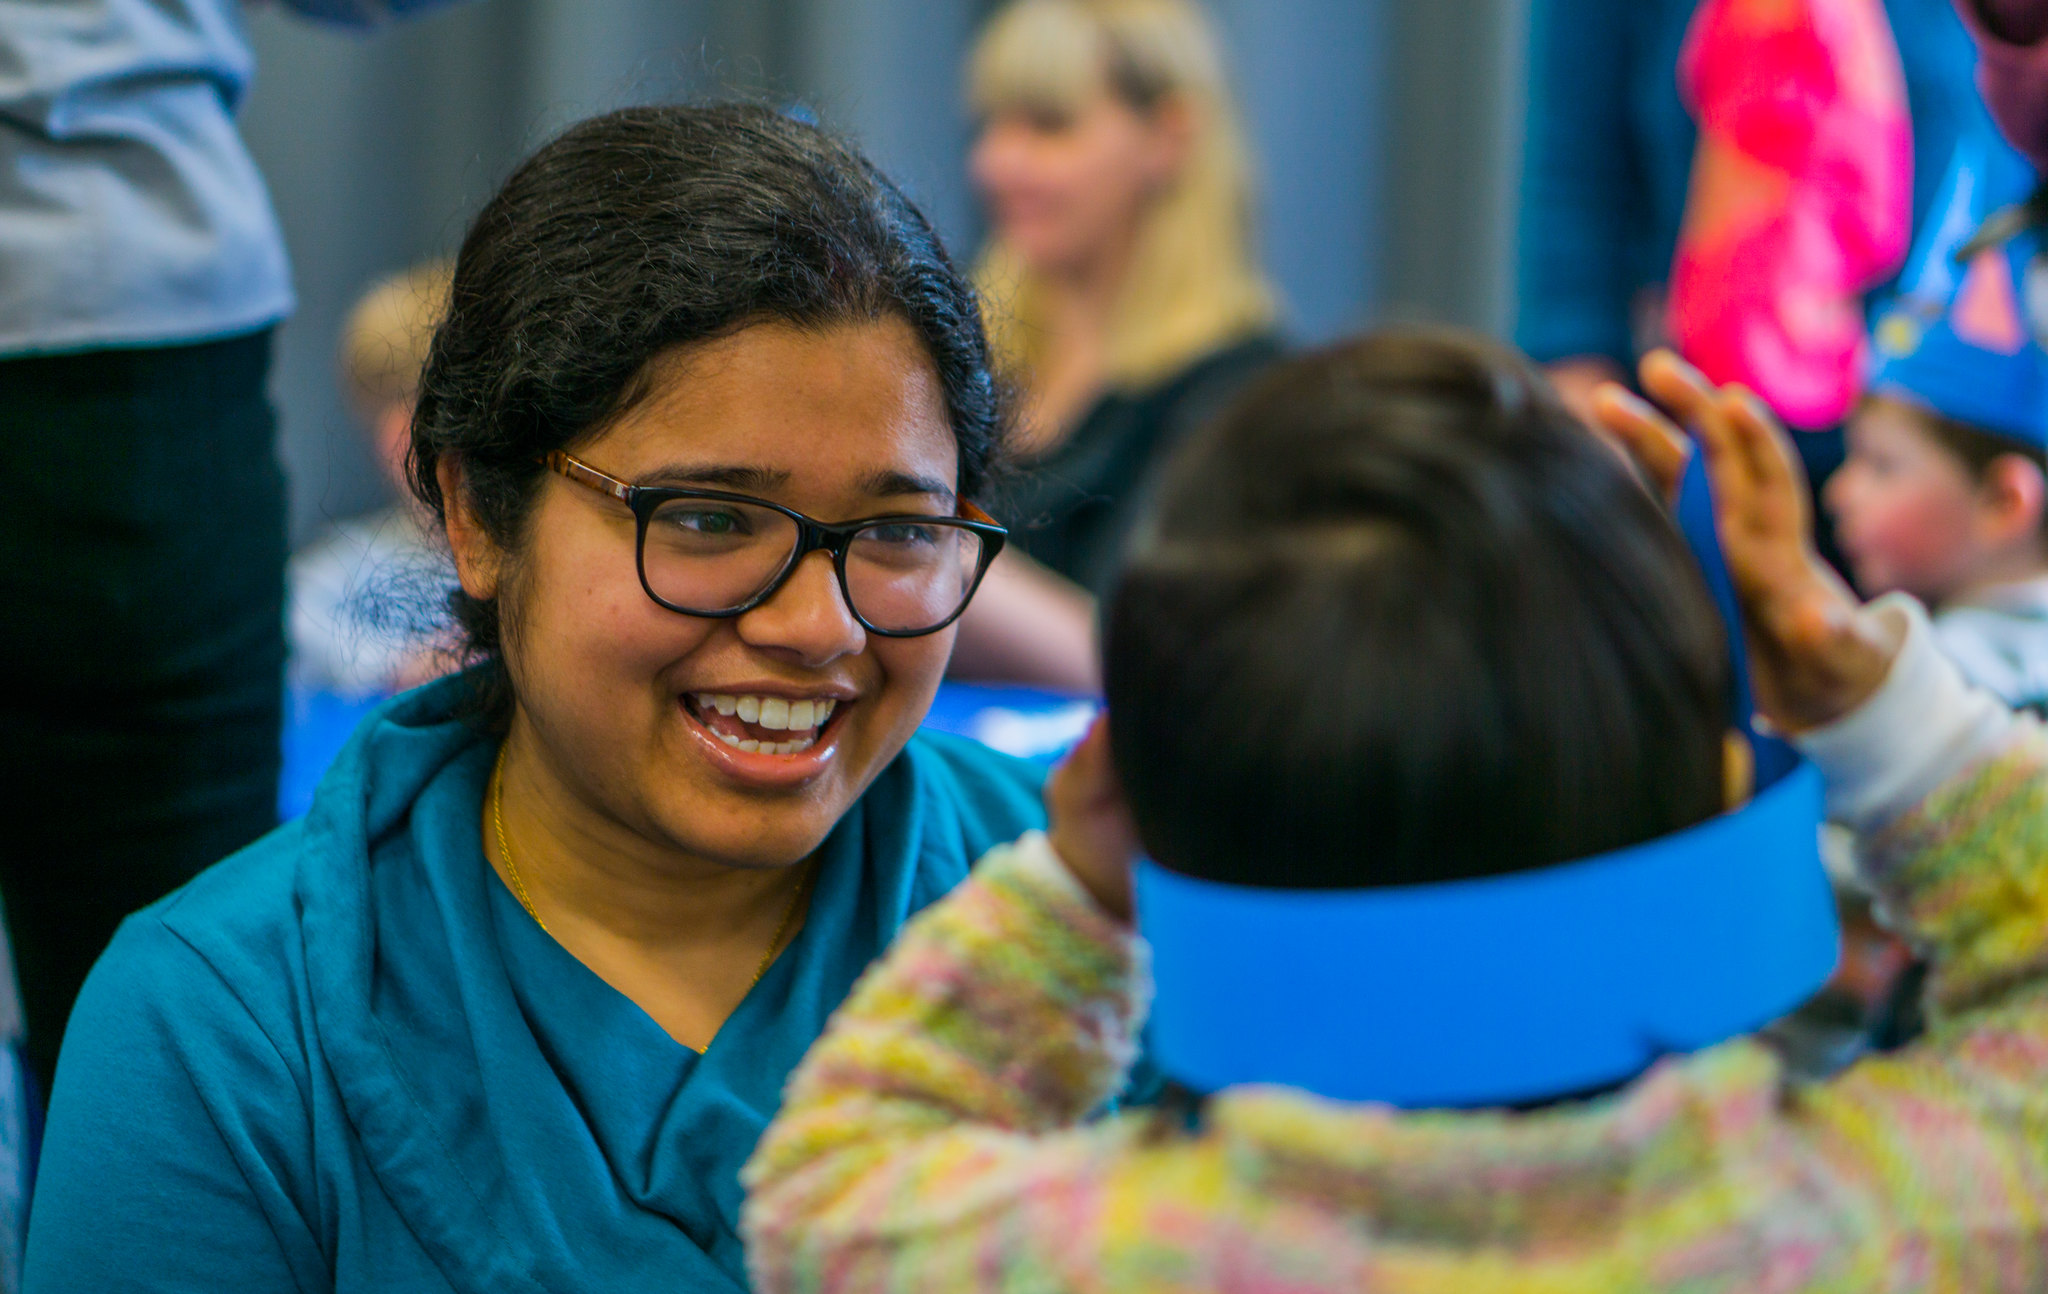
[1104,329,1731,890]
[409,104,1004,720]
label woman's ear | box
[1142,93,1197,190]
[1723,730,1755,811]
[436,455,501,601]
[1975,453,2048,551]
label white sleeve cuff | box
[1790,593,2016,832]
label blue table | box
[279,680,1098,821]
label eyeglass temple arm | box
[547,451,634,503]
[959,500,999,526]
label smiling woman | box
[23,106,1049,1294]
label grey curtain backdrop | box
[242,0,1526,546]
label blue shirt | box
[23,673,1047,1292]
[0,0,459,357]
[1515,0,1996,369]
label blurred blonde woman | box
[950,0,1283,690]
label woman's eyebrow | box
[865,468,956,503]
[634,462,955,504]
[638,463,793,492]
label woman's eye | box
[865,522,941,547]
[1020,105,1074,135]
[666,508,749,536]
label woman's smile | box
[679,686,859,788]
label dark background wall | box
[240,0,1526,545]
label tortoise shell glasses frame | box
[544,450,1008,638]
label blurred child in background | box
[1829,133,2048,715]
[288,261,457,700]
[948,0,1283,691]
[745,334,2048,1292]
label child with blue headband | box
[1828,130,2048,716]
[743,331,2048,1292]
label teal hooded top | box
[22,673,1046,1293]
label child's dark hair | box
[1909,403,2048,548]
[407,103,1004,724]
[1102,330,1730,889]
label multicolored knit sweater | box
[743,606,2048,1293]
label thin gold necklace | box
[488,748,814,1051]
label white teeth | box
[695,692,841,735]
[711,729,817,756]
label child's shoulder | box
[1935,578,2048,710]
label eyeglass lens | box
[641,497,987,633]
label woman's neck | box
[1017,230,1141,452]
[485,720,813,1049]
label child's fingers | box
[1070,713,1113,784]
[1637,350,1720,429]
[1589,383,1690,501]
[1666,365,1754,514]
[1048,713,1115,811]
[1721,385,1811,509]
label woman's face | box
[469,317,963,874]
[970,86,1186,278]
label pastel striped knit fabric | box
[744,716,2048,1293]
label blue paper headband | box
[1136,458,1840,1109]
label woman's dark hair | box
[1103,329,1730,889]
[409,103,1003,721]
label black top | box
[995,331,1285,595]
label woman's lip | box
[684,682,860,702]
[678,697,848,788]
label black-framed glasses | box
[546,451,1007,637]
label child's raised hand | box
[1591,350,1897,732]
[1046,716,1140,923]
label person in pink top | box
[1667,0,1914,431]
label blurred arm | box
[1794,595,2048,1020]
[947,551,1101,694]
[1973,0,2048,43]
[1957,0,2048,166]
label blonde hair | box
[969,0,1276,392]
[340,260,454,422]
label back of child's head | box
[342,260,454,424]
[1103,329,1730,891]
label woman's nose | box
[735,549,867,665]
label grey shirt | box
[0,0,458,356]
